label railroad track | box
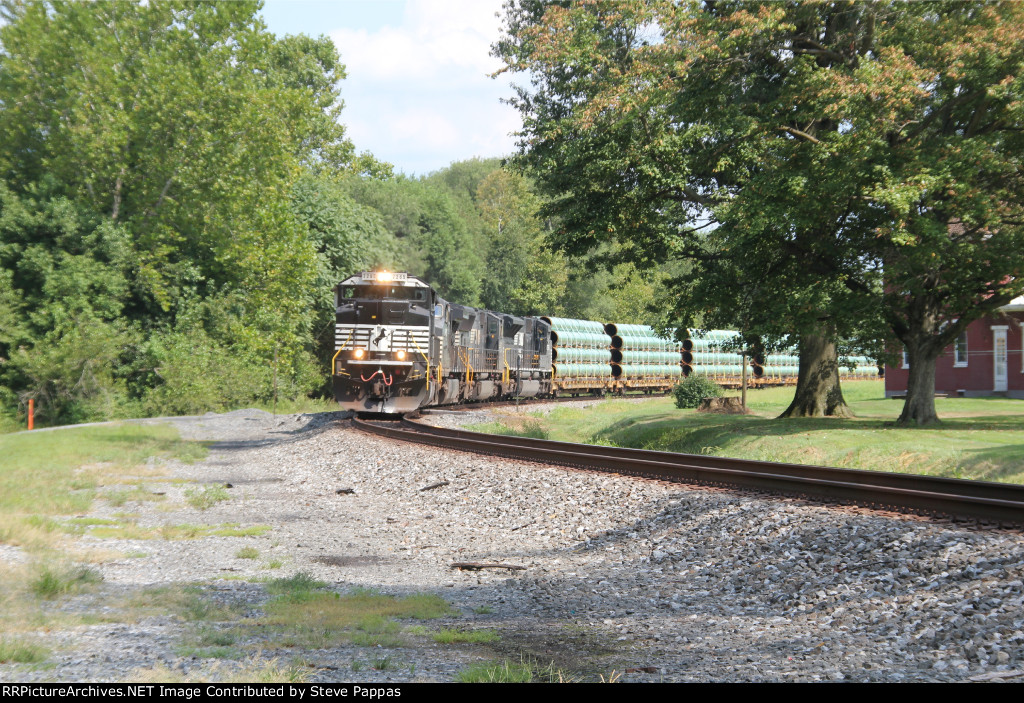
[351,415,1024,528]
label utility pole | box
[273,344,279,416]
[741,352,747,408]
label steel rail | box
[350,417,1024,526]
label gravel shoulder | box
[3,404,1024,682]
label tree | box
[495,1,1024,424]
[0,0,374,419]
[290,172,397,391]
[476,169,568,315]
[830,3,1024,424]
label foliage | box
[495,1,1024,425]
[476,169,568,315]
[0,0,377,420]
[672,376,724,410]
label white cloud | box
[329,0,519,174]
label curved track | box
[351,415,1024,527]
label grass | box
[258,579,454,650]
[0,637,49,664]
[175,627,243,660]
[127,654,312,684]
[30,563,102,599]
[468,380,1024,483]
[103,486,166,507]
[236,547,260,560]
[432,628,499,644]
[0,424,206,548]
[456,658,569,683]
[128,585,246,624]
[184,484,230,510]
[80,520,270,541]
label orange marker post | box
[28,399,33,430]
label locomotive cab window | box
[352,285,429,302]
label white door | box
[994,327,1008,392]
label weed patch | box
[258,585,454,650]
[457,659,539,683]
[433,628,499,644]
[30,564,102,599]
[0,638,48,664]
[184,484,230,510]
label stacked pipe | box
[604,323,682,380]
[756,350,880,381]
[542,316,612,379]
[681,330,751,379]
[683,335,880,383]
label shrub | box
[673,376,724,409]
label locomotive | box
[332,271,552,413]
[331,271,879,414]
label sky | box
[259,0,521,176]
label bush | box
[673,376,724,409]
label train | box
[331,271,879,414]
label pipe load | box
[554,363,613,378]
[688,364,747,377]
[555,347,612,363]
[687,351,748,365]
[607,324,681,352]
[551,330,609,348]
[760,365,801,376]
[619,350,683,364]
[613,363,682,378]
[543,317,607,334]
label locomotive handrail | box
[408,336,431,390]
[331,328,356,375]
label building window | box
[902,350,909,369]
[953,332,968,367]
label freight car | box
[331,271,878,414]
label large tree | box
[496,0,1024,424]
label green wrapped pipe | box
[545,317,607,334]
[689,365,747,376]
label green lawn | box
[470,381,1024,484]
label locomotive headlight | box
[396,350,406,360]
[353,348,365,359]
[377,270,393,282]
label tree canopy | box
[495,0,1024,424]
[0,0,379,421]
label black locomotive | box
[332,271,552,413]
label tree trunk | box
[777,333,854,418]
[896,342,941,426]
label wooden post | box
[741,353,747,408]
[273,344,279,416]
[27,398,34,430]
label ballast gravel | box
[3,404,1024,683]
